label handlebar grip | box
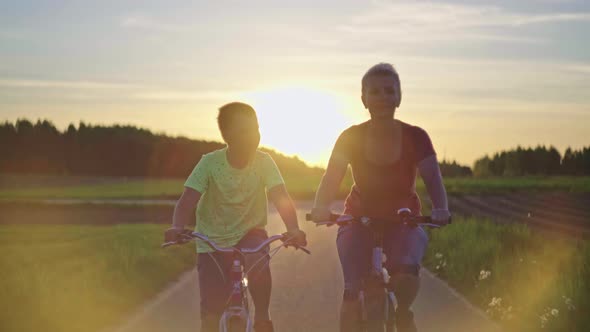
[419,216,432,223]
[425,216,452,225]
[421,216,451,226]
[306,213,341,222]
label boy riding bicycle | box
[165,102,307,332]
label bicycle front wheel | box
[362,281,388,332]
[219,311,252,332]
[385,290,397,332]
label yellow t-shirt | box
[184,147,284,253]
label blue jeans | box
[336,222,428,297]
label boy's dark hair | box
[217,102,257,141]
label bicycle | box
[162,230,310,332]
[306,208,449,332]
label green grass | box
[0,178,184,200]
[0,173,355,200]
[2,215,589,332]
[1,175,589,201]
[0,224,196,332]
[439,176,590,194]
[424,217,590,331]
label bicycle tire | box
[361,279,389,331]
[220,312,252,332]
[228,316,248,332]
[385,291,397,332]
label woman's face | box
[361,75,400,120]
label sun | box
[243,86,350,167]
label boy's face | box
[361,74,400,120]
[225,112,260,156]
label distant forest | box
[0,119,587,178]
[473,146,590,177]
[0,119,323,178]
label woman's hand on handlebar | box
[431,209,451,226]
[310,207,332,222]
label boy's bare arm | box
[267,184,299,232]
[172,187,202,229]
[268,184,307,246]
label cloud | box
[0,30,22,40]
[560,64,590,74]
[511,13,590,26]
[0,79,142,89]
[339,1,590,43]
[0,78,246,102]
[120,14,190,32]
[351,1,590,28]
[131,90,246,101]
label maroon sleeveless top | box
[333,121,436,218]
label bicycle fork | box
[359,232,398,331]
[219,259,253,332]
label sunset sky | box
[1,0,589,167]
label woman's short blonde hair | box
[361,63,402,107]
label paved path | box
[111,205,502,332]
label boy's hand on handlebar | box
[282,228,307,247]
[164,227,191,243]
[432,209,451,226]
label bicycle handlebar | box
[305,213,450,228]
[162,231,311,254]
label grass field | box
[0,174,345,200]
[2,216,589,332]
[1,174,590,200]
[0,224,196,332]
[423,217,589,331]
[1,174,589,331]
[440,176,590,194]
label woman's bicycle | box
[307,208,449,332]
[162,230,310,332]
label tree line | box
[0,119,323,178]
[1,119,587,178]
[472,145,590,177]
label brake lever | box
[296,246,312,255]
[161,241,175,248]
[179,233,193,241]
[313,221,334,226]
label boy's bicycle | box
[162,230,310,332]
[307,208,448,332]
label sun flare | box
[244,86,350,166]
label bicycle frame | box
[219,254,253,332]
[361,221,396,327]
[308,208,446,331]
[162,232,309,332]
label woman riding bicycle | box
[310,63,451,332]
